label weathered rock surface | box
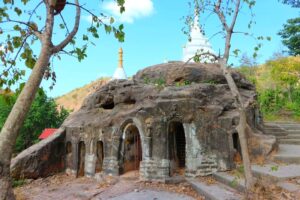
[11,128,66,179]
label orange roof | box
[38,128,58,139]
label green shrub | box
[0,90,69,153]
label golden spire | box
[118,47,123,68]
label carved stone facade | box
[10,62,277,180]
[61,62,277,181]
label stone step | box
[277,181,300,193]
[274,144,300,164]
[277,134,300,139]
[212,172,245,193]
[278,139,300,145]
[252,164,300,182]
[281,126,300,129]
[286,130,300,134]
[274,155,300,164]
[187,179,242,200]
[265,122,300,130]
[264,127,286,132]
[264,132,288,136]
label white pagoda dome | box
[112,48,127,80]
[183,10,215,63]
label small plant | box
[203,80,217,85]
[237,165,244,174]
[143,76,151,84]
[230,177,239,188]
[154,77,166,88]
[12,179,26,188]
[143,76,166,88]
[175,80,191,87]
[270,165,279,172]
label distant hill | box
[55,77,110,112]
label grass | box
[12,179,26,188]
[264,113,300,122]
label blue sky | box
[7,0,299,97]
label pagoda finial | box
[193,3,200,32]
[113,47,127,80]
[118,47,123,68]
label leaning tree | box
[186,0,270,191]
[0,0,125,199]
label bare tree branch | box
[59,13,71,35]
[214,0,229,32]
[182,51,218,67]
[28,1,44,23]
[230,0,241,31]
[52,0,80,53]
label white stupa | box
[112,48,127,80]
[183,9,215,63]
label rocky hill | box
[55,77,110,112]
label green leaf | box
[12,37,22,48]
[110,17,115,24]
[14,7,22,16]
[82,34,88,41]
[59,24,65,29]
[104,25,112,34]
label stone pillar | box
[103,157,119,176]
[143,136,152,159]
[184,123,203,177]
[85,139,97,177]
[70,140,78,177]
[103,135,120,175]
[85,154,97,177]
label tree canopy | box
[278,17,300,56]
[282,0,300,7]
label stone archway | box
[77,141,86,177]
[168,121,186,176]
[119,123,142,174]
[95,141,104,173]
[232,132,242,162]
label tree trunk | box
[218,58,255,189]
[0,45,52,200]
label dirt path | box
[14,173,203,200]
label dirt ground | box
[14,172,204,200]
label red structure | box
[39,128,58,140]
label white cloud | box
[103,0,154,23]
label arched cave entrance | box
[168,121,186,176]
[95,141,104,173]
[77,141,86,177]
[120,123,142,174]
[232,132,242,162]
